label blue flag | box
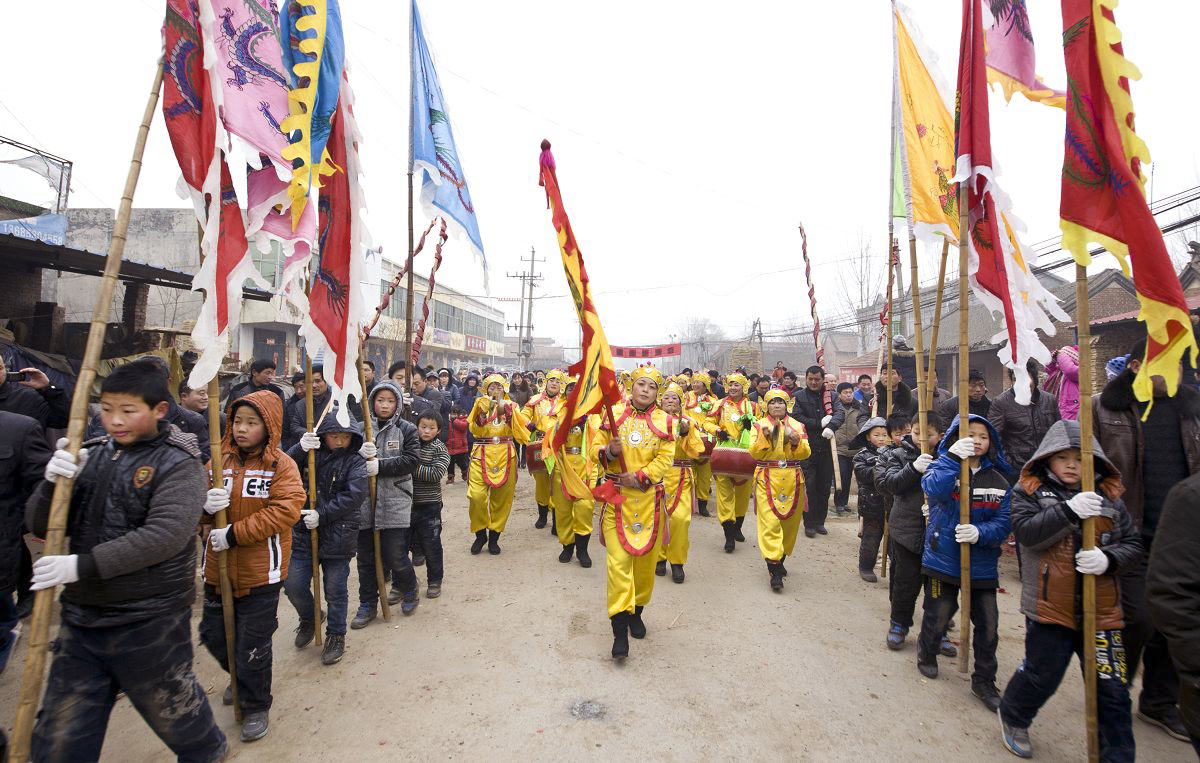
[411,0,487,287]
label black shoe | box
[559,543,575,563]
[780,556,788,576]
[240,711,269,742]
[671,564,685,584]
[611,613,629,659]
[321,633,345,665]
[1137,707,1191,742]
[401,590,420,615]
[412,551,425,567]
[487,530,502,555]
[470,529,487,555]
[859,568,878,583]
[816,526,828,535]
[722,521,736,553]
[697,500,710,517]
[294,619,316,649]
[629,606,647,639]
[387,587,403,606]
[535,505,549,529]
[222,684,233,706]
[575,534,592,568]
[804,527,817,538]
[350,603,377,630]
[972,681,1002,713]
[655,560,667,576]
[768,562,784,591]
[734,515,746,541]
[917,658,938,679]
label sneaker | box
[387,587,403,606]
[222,683,233,706]
[940,635,958,658]
[401,590,420,615]
[859,569,878,583]
[1137,707,1191,742]
[240,711,269,742]
[886,622,908,650]
[917,658,938,679]
[321,634,345,665]
[294,619,316,649]
[350,603,377,630]
[999,708,1032,758]
[426,581,442,599]
[972,681,1002,712]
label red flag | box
[162,0,216,207]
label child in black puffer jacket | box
[852,416,890,583]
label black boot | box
[780,555,789,577]
[734,515,746,542]
[535,505,549,529]
[611,613,629,659]
[558,543,575,563]
[655,560,667,576]
[671,564,685,584]
[721,521,736,552]
[550,512,557,537]
[487,530,502,555]
[470,529,487,555]
[575,534,592,568]
[768,561,784,591]
[629,605,647,639]
[697,499,710,517]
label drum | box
[709,446,755,478]
[526,442,547,473]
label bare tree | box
[678,316,725,370]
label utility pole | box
[506,246,543,372]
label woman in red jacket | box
[446,405,470,484]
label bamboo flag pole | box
[880,245,897,578]
[956,184,972,674]
[303,282,323,647]
[926,239,950,410]
[871,240,898,418]
[404,3,416,396]
[9,61,165,763]
[357,352,390,620]
[1075,264,1100,762]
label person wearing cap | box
[707,372,760,551]
[524,370,566,534]
[655,383,705,584]
[591,367,675,659]
[750,388,812,591]
[684,374,719,516]
[466,374,533,555]
[543,377,596,568]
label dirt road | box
[2,477,1192,761]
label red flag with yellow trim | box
[1059,0,1197,402]
[537,140,622,450]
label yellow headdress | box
[726,372,748,390]
[691,374,712,394]
[660,382,685,404]
[482,373,508,396]
[630,366,664,389]
[545,369,568,384]
[763,388,790,407]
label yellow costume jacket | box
[591,404,675,556]
[468,395,532,488]
[748,415,812,520]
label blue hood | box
[936,412,1014,476]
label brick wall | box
[0,265,44,345]
[1046,280,1140,353]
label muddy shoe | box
[655,560,667,576]
[294,619,316,649]
[535,505,549,529]
[1137,707,1191,742]
[321,634,345,665]
[412,551,426,567]
[611,613,629,660]
[401,590,420,615]
[999,708,1033,758]
[671,564,685,584]
[387,587,404,606]
[222,684,233,706]
[240,711,269,742]
[697,500,710,517]
[470,530,487,555]
[859,568,878,583]
[487,530,502,555]
[426,581,442,599]
[917,656,938,679]
[940,635,958,658]
[972,681,1001,712]
[558,543,575,563]
[575,534,592,568]
[629,606,648,639]
[815,526,828,535]
[804,527,817,538]
[350,603,377,630]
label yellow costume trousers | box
[467,444,518,533]
[693,460,712,502]
[551,474,594,544]
[658,467,693,565]
[603,502,662,617]
[755,468,805,561]
[714,475,752,523]
[533,468,552,508]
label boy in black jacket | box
[286,411,368,665]
[851,416,889,583]
[25,359,225,761]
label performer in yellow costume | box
[544,377,596,568]
[749,389,811,591]
[591,367,674,659]
[524,369,564,534]
[707,372,759,552]
[684,375,718,517]
[655,384,703,584]
[467,374,532,555]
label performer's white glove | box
[301,508,320,529]
[209,526,232,552]
[203,488,230,515]
[821,415,833,427]
[921,503,930,518]
[365,460,379,476]
[1066,491,1103,520]
[948,437,976,459]
[359,441,377,459]
[1075,548,1109,575]
[913,453,934,473]
[46,437,87,483]
[954,523,980,544]
[402,392,414,409]
[821,428,835,440]
[30,554,79,590]
[300,431,321,452]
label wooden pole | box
[879,244,897,578]
[9,61,164,763]
[1075,264,1100,762]
[956,184,972,674]
[926,239,950,410]
[357,353,390,620]
[303,282,323,646]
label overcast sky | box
[2,1,1198,354]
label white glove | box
[209,526,232,552]
[1066,491,1103,520]
[203,488,230,515]
[954,523,980,544]
[921,503,930,518]
[913,453,934,473]
[821,415,833,427]
[299,432,321,452]
[30,554,79,590]
[948,437,976,459]
[46,437,88,483]
[301,508,320,529]
[359,442,377,459]
[402,393,414,409]
[821,428,835,440]
[1075,547,1109,575]
[365,460,379,476]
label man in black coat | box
[875,364,917,420]
[708,370,725,400]
[408,371,447,444]
[936,368,992,423]
[988,359,1059,473]
[227,358,285,405]
[0,411,51,668]
[0,357,70,429]
[790,365,845,537]
[284,366,332,453]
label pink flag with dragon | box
[985,0,1065,108]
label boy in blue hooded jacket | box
[918,413,1013,712]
